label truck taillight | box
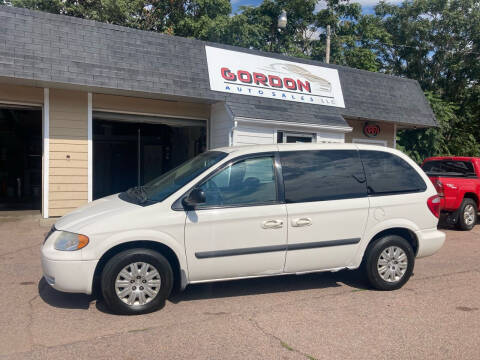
[427,195,442,218]
[435,180,444,197]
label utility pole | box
[325,24,331,64]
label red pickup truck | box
[422,157,480,230]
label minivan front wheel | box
[100,248,173,315]
[364,235,414,291]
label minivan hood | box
[54,194,139,233]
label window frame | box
[359,150,427,197]
[172,152,285,210]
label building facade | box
[0,6,437,217]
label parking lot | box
[0,215,479,360]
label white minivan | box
[42,144,445,314]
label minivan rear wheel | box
[364,235,414,291]
[100,248,173,315]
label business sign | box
[363,122,381,137]
[205,46,345,108]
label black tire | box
[100,248,173,315]
[456,198,477,231]
[364,235,415,291]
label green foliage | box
[223,0,318,56]
[312,1,390,71]
[11,0,146,26]
[396,92,480,163]
[376,0,480,159]
[11,0,64,13]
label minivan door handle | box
[292,217,312,227]
[262,219,284,229]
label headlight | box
[54,231,89,251]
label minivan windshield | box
[124,151,227,204]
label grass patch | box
[351,288,367,292]
[281,341,294,351]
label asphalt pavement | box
[0,214,479,359]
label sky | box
[231,0,404,15]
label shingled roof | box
[0,6,436,128]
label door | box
[184,154,287,281]
[0,107,42,211]
[280,150,370,273]
[92,118,206,199]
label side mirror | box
[182,188,206,208]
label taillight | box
[427,195,442,218]
[434,180,444,197]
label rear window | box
[422,160,476,177]
[360,150,427,195]
[280,150,367,203]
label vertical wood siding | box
[0,83,43,104]
[93,94,210,120]
[49,89,88,217]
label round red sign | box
[363,123,380,138]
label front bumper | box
[415,228,446,258]
[41,255,98,294]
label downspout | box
[229,120,238,146]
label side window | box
[280,150,367,203]
[360,150,427,195]
[197,156,277,207]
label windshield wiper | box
[126,186,148,204]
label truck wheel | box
[364,235,414,291]
[457,198,477,231]
[100,248,173,315]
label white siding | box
[233,125,275,146]
[210,103,233,149]
[316,131,345,143]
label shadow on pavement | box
[169,269,368,304]
[38,269,368,313]
[38,278,94,310]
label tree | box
[396,92,480,163]
[11,0,64,13]
[10,0,232,37]
[313,0,389,71]
[137,0,232,40]
[375,0,480,158]
[167,0,232,40]
[225,0,385,71]
[225,0,318,57]
[11,0,146,27]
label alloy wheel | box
[463,204,476,226]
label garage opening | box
[0,106,42,211]
[93,112,206,200]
